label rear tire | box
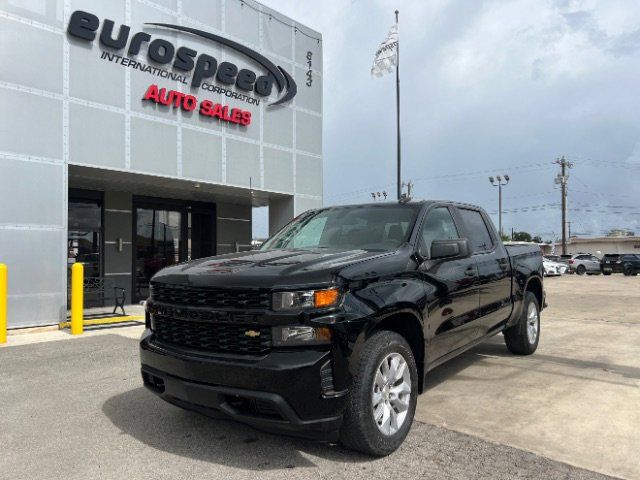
[503,291,540,355]
[624,266,633,276]
[339,331,418,456]
[576,265,586,275]
[603,271,611,276]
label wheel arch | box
[369,311,426,393]
[525,274,544,308]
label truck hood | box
[151,248,399,289]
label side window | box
[457,208,494,253]
[420,207,459,256]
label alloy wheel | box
[372,352,411,436]
[526,302,539,344]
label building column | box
[269,197,295,236]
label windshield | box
[261,204,421,252]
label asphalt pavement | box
[0,333,617,480]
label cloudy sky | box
[256,0,640,241]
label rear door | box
[575,254,600,272]
[454,207,513,334]
[586,255,602,272]
[417,206,481,361]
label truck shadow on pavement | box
[422,338,510,391]
[422,335,639,390]
[102,387,372,470]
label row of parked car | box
[542,253,640,277]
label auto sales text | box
[142,84,251,126]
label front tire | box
[339,331,418,456]
[503,291,540,355]
[576,265,586,275]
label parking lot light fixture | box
[489,174,510,238]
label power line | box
[570,156,640,170]
[325,161,554,201]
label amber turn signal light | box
[314,326,332,342]
[313,288,340,308]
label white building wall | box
[0,0,322,327]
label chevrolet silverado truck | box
[140,200,544,455]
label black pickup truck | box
[140,200,544,455]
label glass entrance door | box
[190,209,216,260]
[68,191,103,307]
[134,206,185,302]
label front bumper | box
[139,330,348,441]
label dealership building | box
[0,0,322,328]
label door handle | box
[464,266,476,277]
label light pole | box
[489,175,510,238]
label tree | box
[512,231,532,242]
[532,235,543,243]
[607,229,635,237]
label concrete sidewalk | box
[417,274,640,480]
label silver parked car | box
[567,253,601,275]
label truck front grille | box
[151,283,271,310]
[153,315,272,355]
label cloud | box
[256,0,640,239]
[625,142,640,165]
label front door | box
[133,205,186,302]
[418,206,481,361]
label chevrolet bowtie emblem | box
[244,330,261,338]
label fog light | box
[272,326,332,346]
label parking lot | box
[1,274,638,480]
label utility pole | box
[554,156,573,255]
[489,175,510,238]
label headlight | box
[272,326,332,346]
[272,287,341,311]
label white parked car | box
[543,259,567,276]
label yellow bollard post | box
[71,262,84,335]
[0,263,7,344]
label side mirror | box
[430,239,471,260]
